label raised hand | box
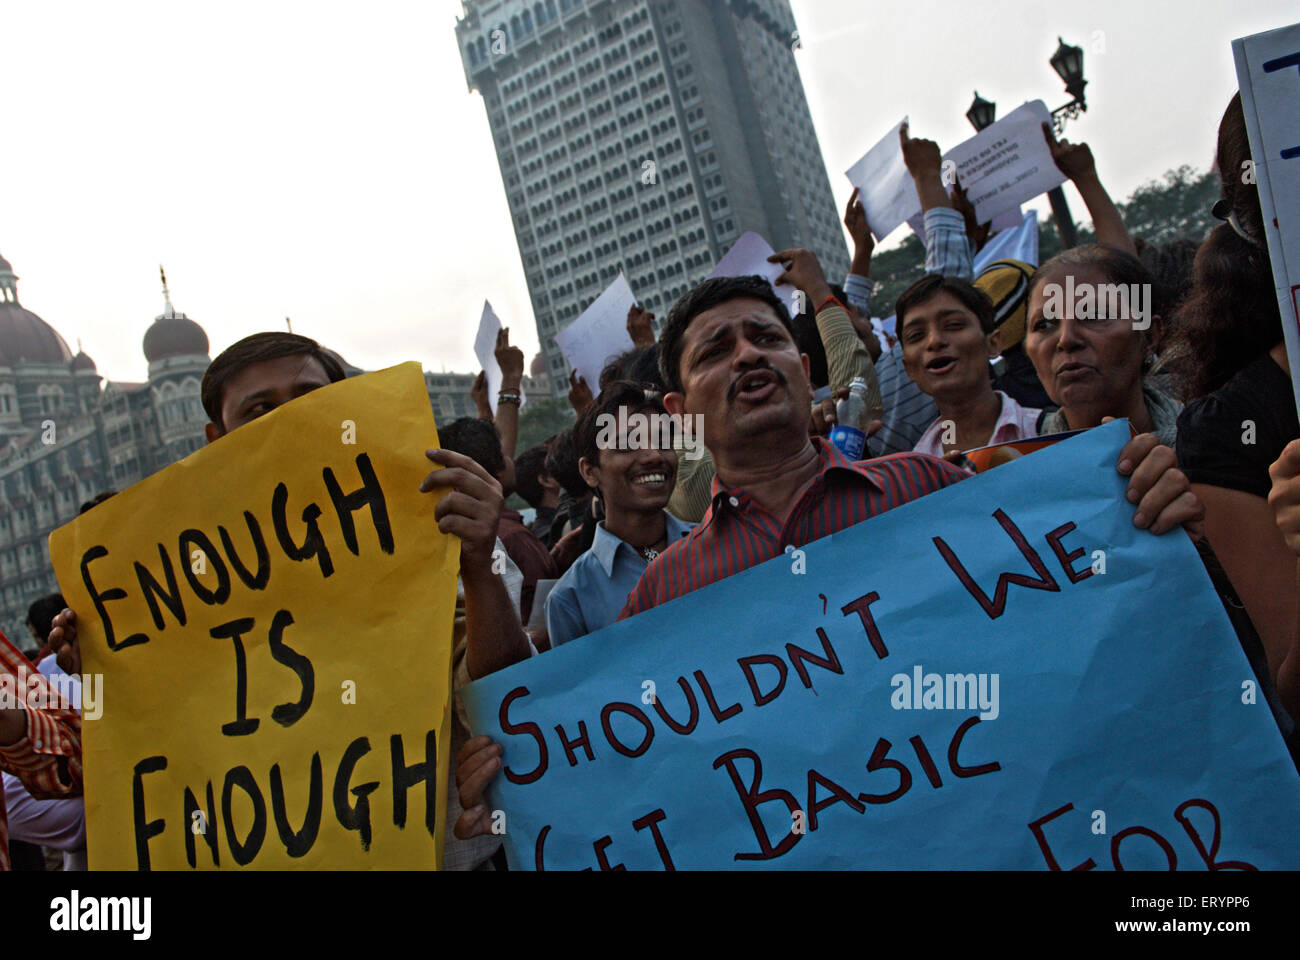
[1042,121,1097,183]
[768,247,832,309]
[568,370,593,416]
[900,124,950,211]
[843,187,874,260]
[494,327,525,388]
[470,371,491,420]
[627,304,656,349]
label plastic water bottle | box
[830,376,881,461]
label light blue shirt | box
[547,513,694,647]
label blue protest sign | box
[463,422,1300,869]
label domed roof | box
[71,349,97,372]
[144,267,209,362]
[143,309,209,362]
[0,301,75,367]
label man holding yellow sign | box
[47,333,529,869]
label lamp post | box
[967,37,1088,250]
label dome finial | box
[160,264,176,318]
[286,316,293,333]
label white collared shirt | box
[913,390,1041,458]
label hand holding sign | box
[767,247,833,310]
[1268,438,1300,555]
[494,327,525,391]
[420,448,505,579]
[454,735,503,840]
[470,371,491,420]
[844,119,922,242]
[568,370,593,416]
[842,187,874,260]
[627,304,656,349]
[49,608,80,676]
[554,273,638,397]
[1041,121,1097,184]
[900,123,951,212]
[1114,431,1203,538]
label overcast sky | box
[1,0,1294,384]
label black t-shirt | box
[1176,352,1298,499]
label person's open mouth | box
[630,471,669,490]
[728,368,784,404]
[925,355,958,377]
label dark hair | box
[544,428,588,500]
[513,443,551,509]
[438,417,505,479]
[1029,244,1157,304]
[574,381,669,480]
[78,490,115,515]
[657,275,793,394]
[1135,236,1200,326]
[896,274,996,335]
[599,343,665,394]
[26,593,66,643]
[201,332,347,426]
[1166,93,1281,399]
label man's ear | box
[577,455,600,492]
[800,352,813,403]
[987,327,1003,359]
[664,391,686,417]
[204,422,224,444]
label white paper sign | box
[555,273,637,397]
[706,231,800,314]
[1234,23,1300,417]
[473,301,513,415]
[942,100,1067,226]
[845,119,922,242]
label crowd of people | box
[1,91,1297,871]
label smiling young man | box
[546,382,694,648]
[898,274,1041,457]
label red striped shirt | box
[620,438,968,618]
[0,631,82,871]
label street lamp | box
[966,91,997,132]
[1051,38,1087,105]
[966,36,1088,249]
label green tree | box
[864,233,925,319]
[514,396,574,457]
[1041,166,1218,261]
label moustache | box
[727,365,788,404]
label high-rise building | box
[455,0,850,397]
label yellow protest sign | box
[49,362,458,869]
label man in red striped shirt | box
[454,274,1203,836]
